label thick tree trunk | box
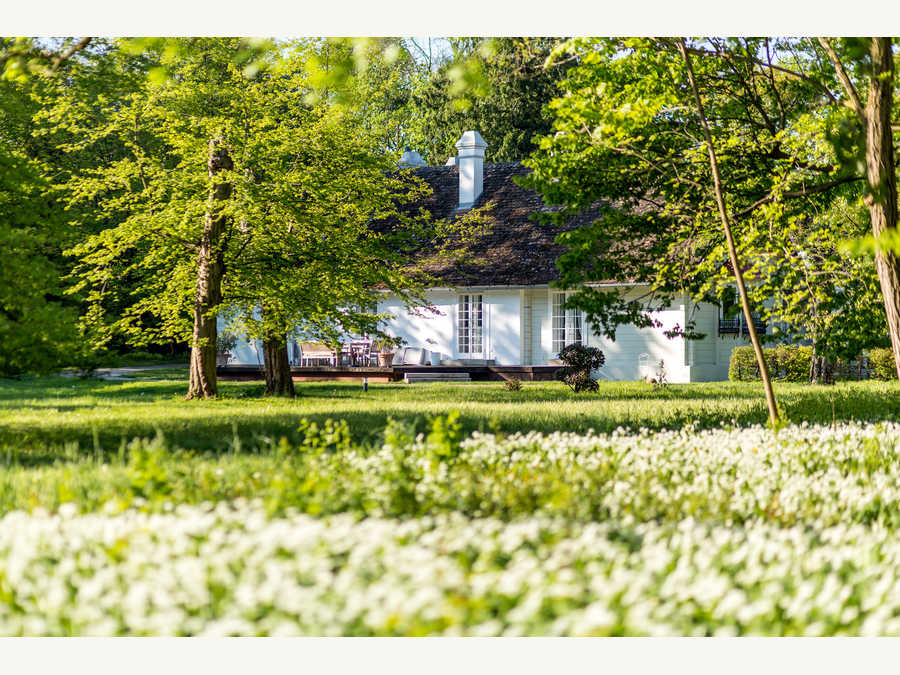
[810,355,835,385]
[679,39,780,428]
[263,333,295,397]
[186,137,233,400]
[865,38,900,381]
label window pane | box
[458,294,483,354]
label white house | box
[224,130,757,382]
[376,131,757,382]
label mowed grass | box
[2,371,900,463]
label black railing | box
[719,318,766,335]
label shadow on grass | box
[3,377,900,467]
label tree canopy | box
[524,37,889,371]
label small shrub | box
[426,411,464,460]
[503,377,522,391]
[772,345,813,381]
[870,348,897,381]
[555,344,605,393]
[728,346,759,382]
[125,435,170,500]
[297,418,352,454]
[565,371,599,393]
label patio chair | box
[349,340,372,367]
[298,342,334,366]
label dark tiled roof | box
[402,162,599,287]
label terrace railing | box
[718,317,766,336]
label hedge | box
[729,344,900,382]
[869,348,897,381]
[728,345,813,382]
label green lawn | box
[2,373,899,463]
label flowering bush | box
[3,502,900,636]
[5,422,900,635]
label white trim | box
[457,293,485,358]
[375,282,646,295]
[583,282,646,288]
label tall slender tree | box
[677,38,778,426]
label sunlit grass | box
[2,374,899,462]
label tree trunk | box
[679,39,780,428]
[865,38,900,381]
[263,332,295,397]
[810,354,835,385]
[809,345,817,384]
[186,137,233,400]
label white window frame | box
[551,291,583,356]
[457,294,484,356]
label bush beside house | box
[730,345,899,382]
[728,345,813,382]
[869,348,897,381]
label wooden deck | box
[217,364,560,383]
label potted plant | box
[216,332,238,367]
[375,336,404,367]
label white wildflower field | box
[4,417,900,635]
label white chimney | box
[399,148,426,168]
[455,130,487,209]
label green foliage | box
[729,345,814,382]
[43,39,440,368]
[524,38,886,356]
[410,38,572,163]
[425,411,464,460]
[869,348,897,381]
[296,418,352,454]
[124,434,170,500]
[555,344,605,393]
[502,377,522,391]
[0,127,80,376]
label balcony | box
[719,317,766,335]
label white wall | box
[218,285,749,380]
[488,291,522,365]
[216,315,263,366]
[683,300,726,381]
[584,290,689,383]
[377,290,521,364]
[378,290,457,362]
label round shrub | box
[503,377,522,391]
[728,345,761,382]
[869,348,897,381]
[555,344,605,393]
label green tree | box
[527,38,900,389]
[525,38,888,388]
[56,38,438,398]
[0,143,79,376]
[0,39,97,376]
[410,38,573,164]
